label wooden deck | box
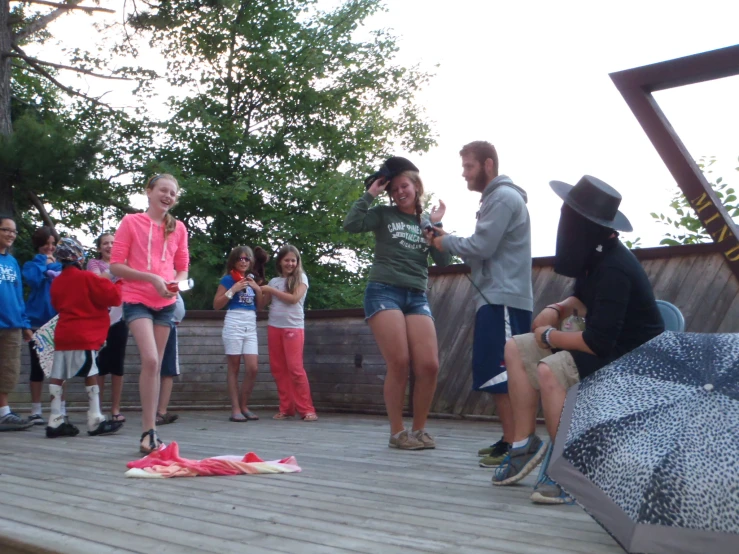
[0,413,621,554]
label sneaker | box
[478,437,506,457]
[389,429,424,450]
[479,440,510,467]
[412,429,436,449]
[0,411,33,431]
[46,421,80,438]
[529,441,574,505]
[530,476,574,505]
[28,413,45,426]
[492,434,546,486]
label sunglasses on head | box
[238,256,252,262]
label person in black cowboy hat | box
[490,175,665,503]
[345,156,450,451]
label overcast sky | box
[44,0,739,255]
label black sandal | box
[139,429,163,454]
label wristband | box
[541,327,554,349]
[544,306,561,315]
[433,222,443,228]
[225,289,234,299]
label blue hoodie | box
[0,251,31,330]
[22,253,62,328]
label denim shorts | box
[122,302,176,327]
[363,281,433,320]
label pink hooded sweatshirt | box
[110,213,190,309]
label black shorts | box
[97,320,129,377]
[29,340,45,382]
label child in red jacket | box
[47,238,124,438]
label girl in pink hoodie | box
[110,174,189,454]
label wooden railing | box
[13,243,738,416]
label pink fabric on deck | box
[125,441,301,478]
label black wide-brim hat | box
[549,175,633,232]
[364,156,419,189]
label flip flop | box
[111,413,126,423]
[242,410,260,421]
[229,415,248,422]
[302,413,319,422]
[88,419,123,436]
[272,412,293,420]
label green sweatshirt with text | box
[343,191,451,291]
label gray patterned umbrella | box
[549,331,739,554]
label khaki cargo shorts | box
[512,333,580,390]
[0,329,23,394]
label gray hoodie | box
[441,174,533,312]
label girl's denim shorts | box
[363,281,433,321]
[122,302,176,327]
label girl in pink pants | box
[261,245,317,421]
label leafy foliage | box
[122,0,436,309]
[2,1,436,310]
[652,156,739,246]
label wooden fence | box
[12,243,739,416]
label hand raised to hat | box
[429,199,446,224]
[367,177,388,198]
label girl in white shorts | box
[213,246,266,422]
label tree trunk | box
[0,1,14,216]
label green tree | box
[0,1,127,222]
[652,156,739,246]
[124,0,436,309]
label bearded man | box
[429,141,533,468]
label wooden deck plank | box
[0,413,620,554]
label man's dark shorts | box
[472,304,532,394]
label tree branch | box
[19,0,115,13]
[18,55,112,109]
[26,190,57,235]
[13,0,84,43]
[9,48,132,81]
[110,199,142,214]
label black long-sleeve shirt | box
[570,239,665,380]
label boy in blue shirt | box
[0,215,34,431]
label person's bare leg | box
[157,376,174,417]
[30,380,43,404]
[97,374,106,405]
[537,363,568,441]
[240,354,258,413]
[129,319,170,447]
[111,375,124,416]
[226,355,243,418]
[405,314,439,432]
[504,338,539,442]
[368,310,410,435]
[492,393,514,443]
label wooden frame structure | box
[610,44,739,279]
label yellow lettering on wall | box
[691,193,713,213]
[712,225,731,243]
[704,212,721,225]
[725,243,739,262]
